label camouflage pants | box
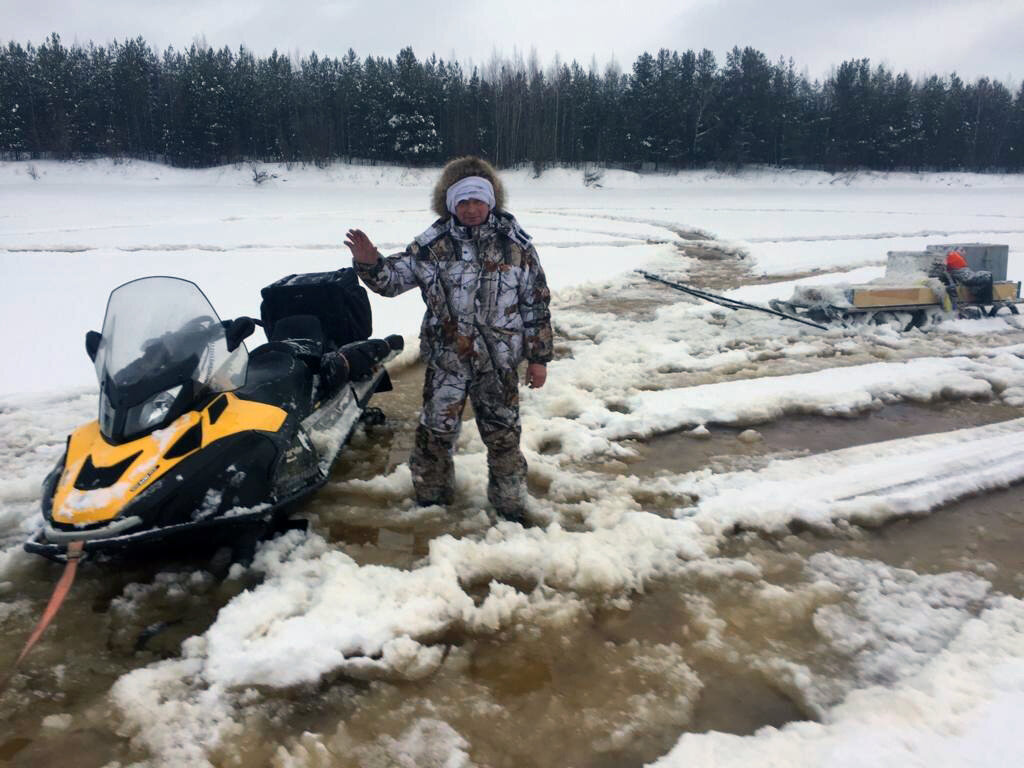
[410,365,528,517]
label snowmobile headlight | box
[98,389,116,436]
[125,385,183,435]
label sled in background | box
[771,243,1021,331]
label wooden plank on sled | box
[851,286,937,308]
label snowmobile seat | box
[269,313,325,346]
[238,346,315,417]
[267,314,326,368]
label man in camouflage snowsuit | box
[345,156,553,523]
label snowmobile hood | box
[50,393,287,526]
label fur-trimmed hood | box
[431,156,506,219]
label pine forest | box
[2,34,1022,172]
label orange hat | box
[946,250,967,269]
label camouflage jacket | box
[354,212,553,375]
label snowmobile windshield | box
[94,277,248,441]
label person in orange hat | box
[941,248,993,307]
[946,249,968,270]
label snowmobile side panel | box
[50,394,288,526]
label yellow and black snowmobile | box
[25,271,402,562]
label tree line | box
[2,33,1022,172]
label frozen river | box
[1,160,1023,767]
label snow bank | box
[602,355,1024,437]
[674,419,1024,533]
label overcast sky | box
[3,0,1020,84]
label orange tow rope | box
[6,540,85,680]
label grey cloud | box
[0,0,1017,83]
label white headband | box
[446,176,496,214]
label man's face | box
[454,198,490,227]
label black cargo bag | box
[260,268,372,351]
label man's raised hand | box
[345,229,380,264]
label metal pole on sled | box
[636,270,829,331]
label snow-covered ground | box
[1,160,1024,767]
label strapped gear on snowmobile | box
[260,268,372,351]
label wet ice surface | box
[2,161,1024,766]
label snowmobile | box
[24,270,402,563]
